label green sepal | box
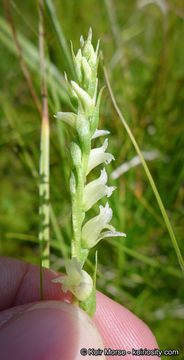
[79,252,97,317]
[89,86,105,136]
[87,54,100,99]
[87,52,100,98]
[82,28,95,62]
[71,42,82,84]
[76,110,91,158]
[81,57,91,91]
[80,247,89,266]
[65,73,78,109]
[71,81,94,116]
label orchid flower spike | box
[53,28,126,316]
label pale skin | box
[0,256,159,360]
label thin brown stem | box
[39,0,49,127]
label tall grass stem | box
[38,0,50,279]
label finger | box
[0,256,159,360]
[0,300,105,360]
[0,256,72,310]
[95,292,159,360]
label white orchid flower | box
[83,168,116,211]
[87,138,114,174]
[54,112,77,128]
[52,257,93,302]
[82,203,126,248]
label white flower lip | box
[96,230,126,243]
[52,258,93,302]
[87,138,115,174]
[83,168,116,211]
[92,129,110,139]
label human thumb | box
[0,300,105,360]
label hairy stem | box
[38,0,50,280]
[71,168,84,260]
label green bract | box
[53,29,126,317]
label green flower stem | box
[71,167,85,261]
[82,150,90,179]
[71,132,91,262]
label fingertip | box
[0,301,104,360]
[94,292,159,360]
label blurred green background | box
[0,0,184,354]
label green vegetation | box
[0,0,183,353]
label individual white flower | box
[82,203,120,249]
[54,112,77,128]
[82,203,125,248]
[87,138,114,174]
[83,168,116,211]
[52,257,93,302]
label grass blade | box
[107,238,184,279]
[0,16,70,107]
[44,0,75,78]
[3,0,42,114]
